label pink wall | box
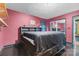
[1,8,79,46]
[0,9,44,46]
[51,10,79,43]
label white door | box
[73,16,79,56]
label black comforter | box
[21,31,66,56]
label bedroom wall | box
[51,10,79,43]
[0,9,43,47]
[1,9,79,46]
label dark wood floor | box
[0,44,74,56]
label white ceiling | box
[6,3,79,19]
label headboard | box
[18,26,42,40]
[19,27,42,34]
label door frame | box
[72,15,79,56]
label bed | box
[18,31,66,56]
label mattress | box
[22,31,66,53]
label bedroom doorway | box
[73,15,79,56]
[50,19,66,34]
[50,19,66,46]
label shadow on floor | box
[0,43,74,56]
